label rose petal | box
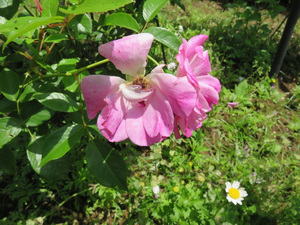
[197,75,221,93]
[81,75,124,119]
[151,64,165,74]
[98,33,154,77]
[148,73,197,118]
[120,83,153,102]
[198,82,220,108]
[125,104,156,146]
[143,90,174,138]
[97,91,128,142]
[227,102,239,108]
[190,47,211,76]
[185,35,208,60]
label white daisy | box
[225,181,248,205]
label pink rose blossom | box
[82,34,197,146]
[174,35,221,137]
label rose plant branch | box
[20,58,110,88]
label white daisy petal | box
[225,182,231,192]
[225,181,248,205]
[232,181,240,189]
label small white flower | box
[167,62,177,70]
[152,185,160,198]
[150,162,160,171]
[225,181,248,205]
[178,25,184,33]
[238,76,245,82]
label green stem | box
[21,58,110,88]
[74,58,110,75]
[58,188,91,208]
[147,55,160,66]
[23,5,35,17]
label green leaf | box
[143,27,181,52]
[235,80,249,98]
[85,139,128,190]
[143,0,168,22]
[0,0,19,20]
[21,101,54,127]
[26,109,53,127]
[0,98,16,114]
[0,69,19,101]
[0,0,14,8]
[68,14,92,35]
[40,124,84,167]
[62,71,86,92]
[18,84,36,102]
[57,58,79,72]
[41,0,59,17]
[170,0,185,11]
[44,33,68,43]
[34,92,79,112]
[0,16,65,49]
[60,0,133,15]
[27,137,71,180]
[0,117,22,149]
[103,13,140,32]
[0,148,16,174]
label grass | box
[0,0,299,224]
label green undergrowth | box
[1,79,299,224]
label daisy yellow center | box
[228,188,240,199]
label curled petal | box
[198,82,220,110]
[176,35,211,81]
[175,107,207,138]
[176,116,193,138]
[97,91,128,142]
[151,64,165,74]
[197,75,221,93]
[183,58,199,87]
[81,75,124,119]
[120,83,153,102]
[148,73,197,118]
[185,35,208,60]
[190,47,211,76]
[98,33,154,77]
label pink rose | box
[82,34,197,146]
[174,35,221,137]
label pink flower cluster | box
[81,33,221,146]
